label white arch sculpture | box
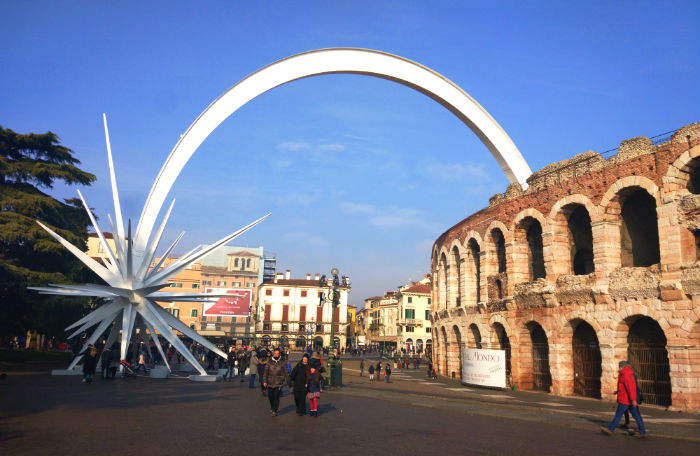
[133,47,532,254]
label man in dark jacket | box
[263,348,290,416]
[601,360,647,438]
[290,354,311,416]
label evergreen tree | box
[0,126,97,340]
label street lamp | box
[318,268,350,386]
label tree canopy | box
[0,126,97,339]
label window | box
[192,283,200,289]
[281,323,288,332]
[408,297,413,303]
[170,282,183,288]
[173,308,180,318]
[316,324,322,332]
[301,290,308,298]
[405,309,415,319]
[233,282,241,287]
[98,243,105,254]
[234,258,239,267]
[263,323,271,331]
[425,310,430,320]
[191,309,198,317]
[406,326,414,333]
[217,281,226,287]
[283,289,290,297]
[246,259,251,267]
[246,282,255,288]
[318,291,323,298]
[428,298,431,305]
[202,280,212,286]
[265,289,272,296]
[216,316,222,322]
[426,327,431,333]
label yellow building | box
[346,305,358,348]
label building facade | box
[430,123,700,411]
[256,270,350,350]
[396,280,433,354]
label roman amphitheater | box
[430,122,700,412]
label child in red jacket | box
[600,361,646,438]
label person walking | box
[238,351,249,382]
[385,363,392,383]
[206,349,216,371]
[600,360,647,438]
[360,358,365,377]
[307,365,325,417]
[257,351,269,396]
[376,361,382,382]
[248,349,259,389]
[368,363,375,381]
[134,350,148,374]
[100,346,112,379]
[290,354,311,416]
[263,348,289,417]
[81,344,98,383]
[226,347,236,381]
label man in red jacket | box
[601,360,646,438]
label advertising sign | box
[358,335,366,345]
[461,347,506,388]
[202,288,251,317]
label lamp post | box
[318,268,350,386]
[306,317,315,353]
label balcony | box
[398,318,423,327]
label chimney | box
[314,273,320,280]
[275,272,283,283]
[285,269,290,280]
[306,273,311,280]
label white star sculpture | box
[29,114,269,377]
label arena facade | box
[430,123,700,412]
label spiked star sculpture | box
[29,115,269,377]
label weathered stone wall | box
[430,123,700,412]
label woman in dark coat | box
[290,354,311,416]
[82,344,98,383]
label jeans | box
[226,365,236,381]
[268,387,281,412]
[386,374,391,382]
[249,373,257,388]
[360,368,364,377]
[607,403,646,435]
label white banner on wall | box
[461,347,507,388]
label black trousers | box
[293,390,307,414]
[268,387,281,412]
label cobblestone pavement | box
[1,359,698,456]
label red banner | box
[203,288,251,317]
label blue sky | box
[2,1,698,305]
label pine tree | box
[0,126,97,339]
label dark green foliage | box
[0,126,97,339]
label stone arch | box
[662,145,700,195]
[464,237,482,306]
[490,319,512,386]
[134,47,533,253]
[519,320,553,392]
[448,240,464,308]
[440,326,449,375]
[513,210,548,283]
[485,221,510,298]
[449,325,463,379]
[467,323,483,349]
[438,251,449,310]
[549,197,597,277]
[617,315,672,407]
[565,318,603,399]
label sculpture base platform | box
[188,374,222,382]
[149,367,170,379]
[52,369,83,376]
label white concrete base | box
[52,369,83,376]
[178,363,199,372]
[188,374,222,382]
[149,367,170,379]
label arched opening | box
[572,321,601,398]
[313,336,323,350]
[440,326,448,375]
[492,228,507,274]
[493,322,511,386]
[516,217,546,281]
[627,316,671,407]
[261,335,271,347]
[468,323,482,349]
[620,189,660,267]
[687,157,700,194]
[439,253,449,310]
[426,338,432,357]
[416,339,423,352]
[566,205,594,275]
[405,338,413,350]
[467,239,481,304]
[529,322,552,392]
[451,246,462,307]
[280,335,289,347]
[295,335,305,348]
[452,325,463,379]
[495,279,503,299]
